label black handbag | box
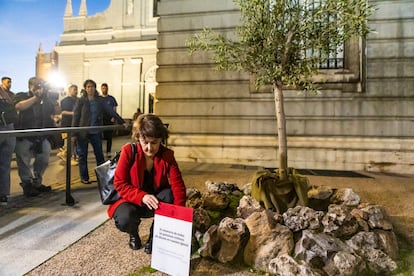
[95,143,137,205]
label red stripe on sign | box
[155,202,193,222]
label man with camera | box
[14,77,60,197]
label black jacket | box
[72,95,125,139]
[0,87,18,126]
[14,91,56,130]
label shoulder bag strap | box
[129,143,137,165]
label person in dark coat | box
[71,79,128,184]
[0,76,18,204]
[14,77,60,197]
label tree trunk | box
[273,83,288,180]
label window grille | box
[301,0,345,69]
[312,44,344,69]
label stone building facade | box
[38,0,413,173]
[155,0,414,174]
[48,0,159,118]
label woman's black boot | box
[129,233,142,250]
[144,222,154,254]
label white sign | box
[151,202,193,276]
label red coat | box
[107,143,187,218]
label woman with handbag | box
[107,114,187,253]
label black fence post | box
[0,125,123,207]
[65,131,75,206]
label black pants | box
[113,188,173,235]
[102,130,113,154]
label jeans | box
[0,124,16,197]
[15,137,51,185]
[113,189,174,234]
[76,133,105,181]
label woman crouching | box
[107,114,186,253]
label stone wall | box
[156,0,414,173]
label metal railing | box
[0,125,125,206]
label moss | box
[206,210,223,225]
[128,266,157,275]
[227,193,243,217]
[391,232,414,275]
[387,215,414,275]
[205,193,243,225]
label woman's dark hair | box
[132,114,169,142]
[82,79,99,97]
[83,79,97,89]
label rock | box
[307,185,334,211]
[193,207,212,233]
[346,231,380,252]
[308,185,333,200]
[240,182,252,195]
[360,205,393,230]
[203,192,229,211]
[346,231,397,274]
[268,253,321,276]
[331,188,361,206]
[216,217,249,263]
[364,248,397,274]
[295,230,353,264]
[374,229,399,260]
[294,230,363,275]
[322,204,359,237]
[326,251,365,276]
[244,210,294,273]
[186,188,204,208]
[198,217,250,263]
[237,195,264,219]
[187,187,202,199]
[198,225,220,258]
[191,183,399,275]
[283,206,324,232]
[205,180,241,194]
[350,208,369,220]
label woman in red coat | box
[108,114,186,253]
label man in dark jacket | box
[0,76,18,205]
[72,79,127,184]
[14,77,60,197]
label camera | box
[34,83,43,90]
[37,82,59,101]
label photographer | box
[14,77,60,197]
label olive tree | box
[186,0,373,181]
